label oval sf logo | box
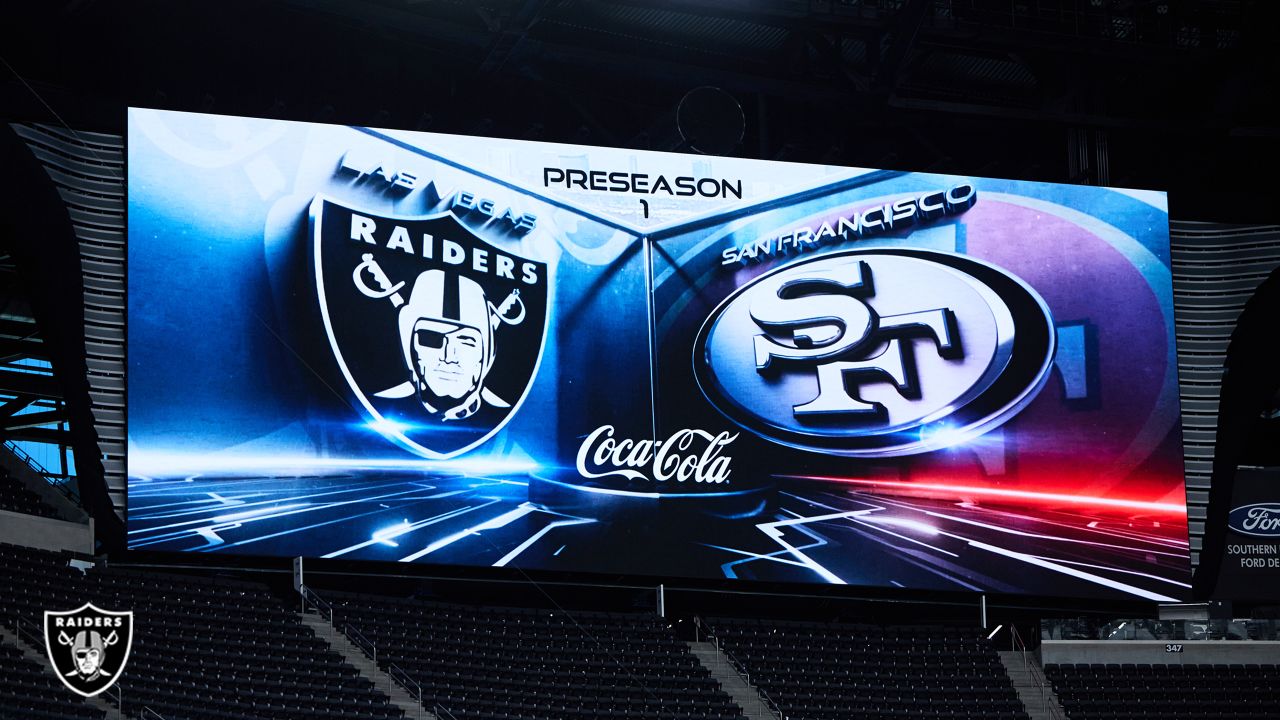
[694,249,1056,457]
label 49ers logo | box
[694,249,1055,456]
[311,197,549,458]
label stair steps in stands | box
[687,640,781,720]
[300,611,435,720]
[998,650,1069,720]
[0,625,122,719]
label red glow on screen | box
[779,474,1187,515]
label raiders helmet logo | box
[44,604,133,697]
[311,197,549,458]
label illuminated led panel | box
[127,108,1189,600]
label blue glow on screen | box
[125,109,1187,602]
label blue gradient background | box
[127,109,652,472]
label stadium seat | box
[1044,661,1280,719]
[326,590,743,720]
[0,544,404,719]
[704,616,1029,720]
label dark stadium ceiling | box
[1,0,1278,220]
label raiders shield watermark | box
[44,603,133,697]
[311,196,549,458]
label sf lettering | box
[751,260,962,419]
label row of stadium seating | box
[0,542,750,720]
[0,464,60,518]
[1045,662,1280,719]
[704,616,1029,720]
[0,640,106,719]
[327,591,743,720]
[17,535,1280,720]
[0,543,404,720]
[1049,662,1279,677]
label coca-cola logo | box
[576,425,737,485]
[1228,504,1280,538]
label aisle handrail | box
[2,439,81,505]
[694,616,786,720]
[300,584,333,623]
[1011,625,1067,720]
[301,585,459,720]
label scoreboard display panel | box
[127,108,1191,601]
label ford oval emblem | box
[1228,503,1280,538]
[694,249,1056,457]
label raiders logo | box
[44,604,133,698]
[311,197,549,458]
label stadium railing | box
[693,615,786,720]
[13,614,41,649]
[2,439,81,506]
[302,584,459,720]
[345,620,379,665]
[1043,617,1280,641]
[386,659,426,705]
[431,701,460,720]
[1010,624,1066,720]
[300,583,333,622]
[305,582,384,668]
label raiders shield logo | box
[44,604,133,697]
[311,196,549,458]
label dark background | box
[3,0,1279,224]
[3,0,1278,613]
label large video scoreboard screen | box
[127,108,1191,601]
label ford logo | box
[1228,504,1280,537]
[694,249,1056,457]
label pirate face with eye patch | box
[413,320,485,401]
[68,630,111,681]
[397,269,501,421]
